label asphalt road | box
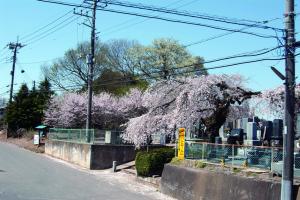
[0,142,158,200]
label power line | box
[19,10,73,41]
[0,47,10,59]
[57,55,289,90]
[104,0,283,31]
[36,0,278,39]
[203,45,284,64]
[0,91,10,96]
[57,48,292,90]
[49,52,298,93]
[15,57,62,65]
[98,8,278,39]
[101,0,198,36]
[24,15,80,45]
[184,17,283,47]
[19,1,88,47]
[43,44,285,91]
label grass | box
[232,167,242,173]
[170,157,182,165]
[194,160,207,168]
[246,171,258,177]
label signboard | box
[178,128,185,160]
[33,134,39,145]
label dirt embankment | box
[0,130,45,153]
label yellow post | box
[178,128,185,160]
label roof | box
[35,125,47,129]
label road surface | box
[0,142,166,200]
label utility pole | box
[33,81,36,91]
[74,0,101,142]
[86,0,98,134]
[281,0,296,199]
[8,39,24,103]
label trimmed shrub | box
[135,147,175,177]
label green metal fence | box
[48,128,126,144]
[175,140,300,176]
[48,128,95,144]
[184,142,278,170]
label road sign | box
[178,128,185,160]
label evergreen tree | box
[5,79,53,135]
[5,84,31,132]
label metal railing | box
[177,141,300,177]
[48,128,125,144]
[48,128,95,143]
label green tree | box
[5,80,54,135]
[93,68,148,96]
[128,38,207,80]
[42,38,206,94]
[42,41,109,91]
[5,84,31,132]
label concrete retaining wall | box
[161,164,300,200]
[45,140,135,169]
[90,145,135,169]
[45,140,91,168]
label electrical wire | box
[98,8,278,39]
[0,48,10,59]
[104,0,283,31]
[54,46,289,90]
[19,10,73,41]
[15,57,62,65]
[184,17,283,47]
[203,46,284,64]
[36,0,279,39]
[18,1,88,48]
[0,91,9,96]
[24,15,80,45]
[55,55,290,90]
[101,0,198,36]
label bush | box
[135,147,175,177]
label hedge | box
[135,147,175,177]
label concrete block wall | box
[45,140,91,168]
[90,145,135,169]
[45,140,136,169]
[161,164,300,200]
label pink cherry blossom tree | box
[251,84,300,119]
[122,74,258,147]
[44,89,146,129]
[45,74,259,147]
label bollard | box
[112,161,117,172]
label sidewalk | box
[45,155,176,200]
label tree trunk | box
[203,102,230,143]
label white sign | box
[34,134,39,145]
[284,126,287,135]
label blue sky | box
[0,0,299,99]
